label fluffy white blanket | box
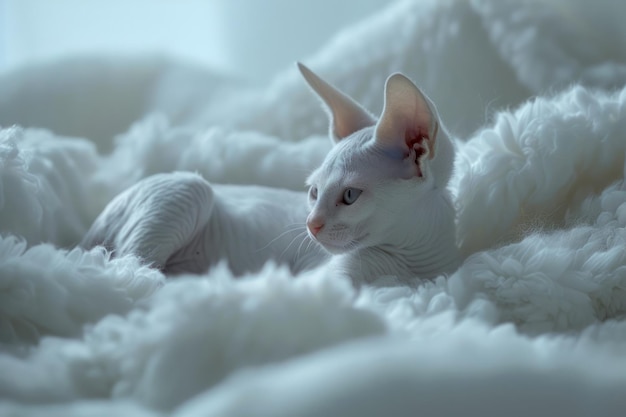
[2,0,626,415]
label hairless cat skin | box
[82,64,459,285]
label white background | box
[0,0,390,81]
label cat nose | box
[307,219,325,237]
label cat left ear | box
[374,73,439,177]
[298,62,376,143]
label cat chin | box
[317,234,369,255]
[319,244,349,255]
[312,238,346,254]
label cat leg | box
[82,172,214,271]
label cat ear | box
[298,62,375,143]
[374,73,439,177]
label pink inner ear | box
[406,129,429,177]
[405,127,427,147]
[406,121,437,163]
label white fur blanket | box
[2,0,626,415]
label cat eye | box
[309,186,318,200]
[342,188,362,205]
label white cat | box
[82,64,459,285]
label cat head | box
[298,63,455,254]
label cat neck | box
[332,188,459,285]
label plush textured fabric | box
[2,0,626,415]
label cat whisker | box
[296,233,310,260]
[295,231,320,262]
[256,225,307,253]
[280,231,309,261]
[295,232,319,263]
[304,237,319,258]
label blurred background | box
[0,0,391,81]
[6,0,624,151]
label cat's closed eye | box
[342,188,362,205]
[309,186,318,200]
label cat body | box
[82,64,460,285]
[81,173,324,276]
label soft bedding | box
[2,0,626,415]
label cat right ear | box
[297,62,375,143]
[374,73,439,178]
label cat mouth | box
[318,241,348,254]
[318,233,369,254]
